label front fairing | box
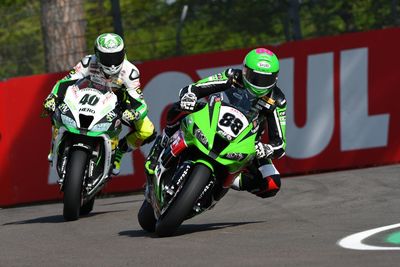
[182,89,257,173]
[53,77,122,138]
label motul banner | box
[1,28,399,207]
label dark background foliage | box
[0,0,398,79]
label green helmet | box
[94,33,125,76]
[242,48,280,97]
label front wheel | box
[155,164,211,237]
[80,197,95,216]
[63,149,87,221]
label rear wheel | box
[138,200,156,232]
[63,150,87,221]
[155,164,211,237]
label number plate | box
[218,106,249,137]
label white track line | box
[338,223,400,250]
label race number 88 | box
[219,112,243,135]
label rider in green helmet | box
[43,33,156,176]
[242,48,280,97]
[146,47,287,199]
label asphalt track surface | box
[1,165,400,267]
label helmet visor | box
[243,65,277,88]
[97,50,125,67]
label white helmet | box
[94,33,125,76]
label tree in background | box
[0,0,398,79]
[40,0,86,73]
[85,0,114,52]
[0,1,43,79]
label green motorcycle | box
[138,88,259,236]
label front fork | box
[55,131,117,196]
[147,129,219,217]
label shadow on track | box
[100,199,142,206]
[3,210,125,225]
[119,221,265,238]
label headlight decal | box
[193,124,208,148]
[61,114,77,128]
[91,122,112,132]
[224,152,247,161]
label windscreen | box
[218,88,258,121]
[74,77,111,93]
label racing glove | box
[255,141,274,159]
[122,109,140,124]
[227,69,243,87]
[43,95,57,113]
[180,92,197,111]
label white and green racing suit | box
[45,55,156,163]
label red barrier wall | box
[1,28,399,207]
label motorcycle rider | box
[43,33,156,175]
[145,48,286,198]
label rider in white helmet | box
[43,33,156,175]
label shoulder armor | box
[271,86,287,108]
[81,55,92,68]
[226,68,243,87]
[65,55,92,79]
[120,60,140,81]
[225,68,241,78]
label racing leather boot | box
[112,137,131,175]
[232,170,280,198]
[145,133,169,175]
[231,173,244,191]
[231,172,254,191]
[145,121,179,175]
[47,149,53,164]
[47,126,58,165]
[47,139,54,163]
